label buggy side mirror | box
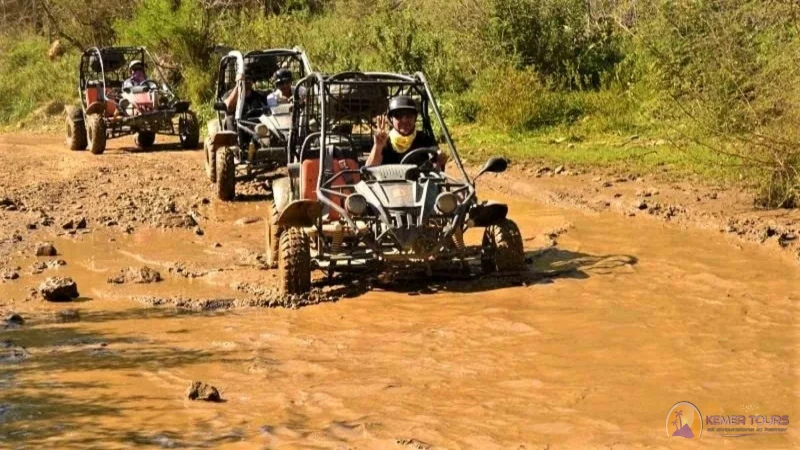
[475,157,508,180]
[213,101,227,112]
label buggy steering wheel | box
[244,108,265,119]
[400,146,439,167]
[141,79,159,91]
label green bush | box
[0,35,77,125]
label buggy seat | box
[300,157,360,220]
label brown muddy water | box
[0,133,797,449]
[2,194,797,449]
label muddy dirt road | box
[1,133,798,449]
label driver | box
[366,96,448,169]
[123,60,147,89]
[223,73,269,115]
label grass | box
[0,35,77,130]
[452,123,746,185]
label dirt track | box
[1,133,798,449]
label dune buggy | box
[65,46,200,154]
[205,48,313,201]
[266,71,525,295]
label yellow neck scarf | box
[389,128,416,153]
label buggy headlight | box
[436,192,458,214]
[345,194,368,215]
[255,123,269,138]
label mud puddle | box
[2,133,799,448]
[2,189,798,449]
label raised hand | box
[373,114,389,151]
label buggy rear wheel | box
[278,227,311,296]
[215,146,235,201]
[65,108,87,151]
[135,131,156,148]
[85,114,106,155]
[179,112,200,149]
[204,142,217,182]
[481,219,525,274]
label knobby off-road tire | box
[85,114,106,155]
[278,227,311,296]
[265,178,291,268]
[481,219,526,274]
[65,108,87,151]
[216,146,235,201]
[179,112,200,149]
[135,131,156,148]
[204,142,217,182]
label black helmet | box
[274,68,292,85]
[388,96,417,117]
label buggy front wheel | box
[85,114,106,155]
[135,131,155,148]
[481,219,526,274]
[215,146,235,201]
[204,142,216,182]
[278,227,311,296]
[179,112,200,149]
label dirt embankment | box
[481,162,800,264]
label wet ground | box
[1,133,798,449]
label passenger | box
[267,69,305,107]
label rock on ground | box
[35,243,57,256]
[187,381,223,402]
[4,313,24,328]
[39,277,79,302]
[107,266,163,284]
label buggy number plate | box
[385,184,413,203]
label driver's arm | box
[224,88,239,114]
[366,142,385,167]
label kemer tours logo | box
[666,401,790,438]
[666,402,703,439]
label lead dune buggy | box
[205,48,313,201]
[266,71,526,295]
[65,46,200,154]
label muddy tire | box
[216,147,235,201]
[204,142,217,182]
[85,114,106,155]
[179,112,200,149]
[278,227,311,296]
[265,199,281,268]
[135,131,156,148]
[65,108,87,151]
[266,178,291,268]
[481,219,525,274]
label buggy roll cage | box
[78,46,174,113]
[289,71,474,230]
[215,47,313,123]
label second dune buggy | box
[205,48,313,201]
[65,46,200,154]
[266,71,526,295]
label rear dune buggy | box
[267,71,526,295]
[65,46,200,154]
[205,48,313,201]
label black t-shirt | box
[224,89,268,114]
[381,132,437,164]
